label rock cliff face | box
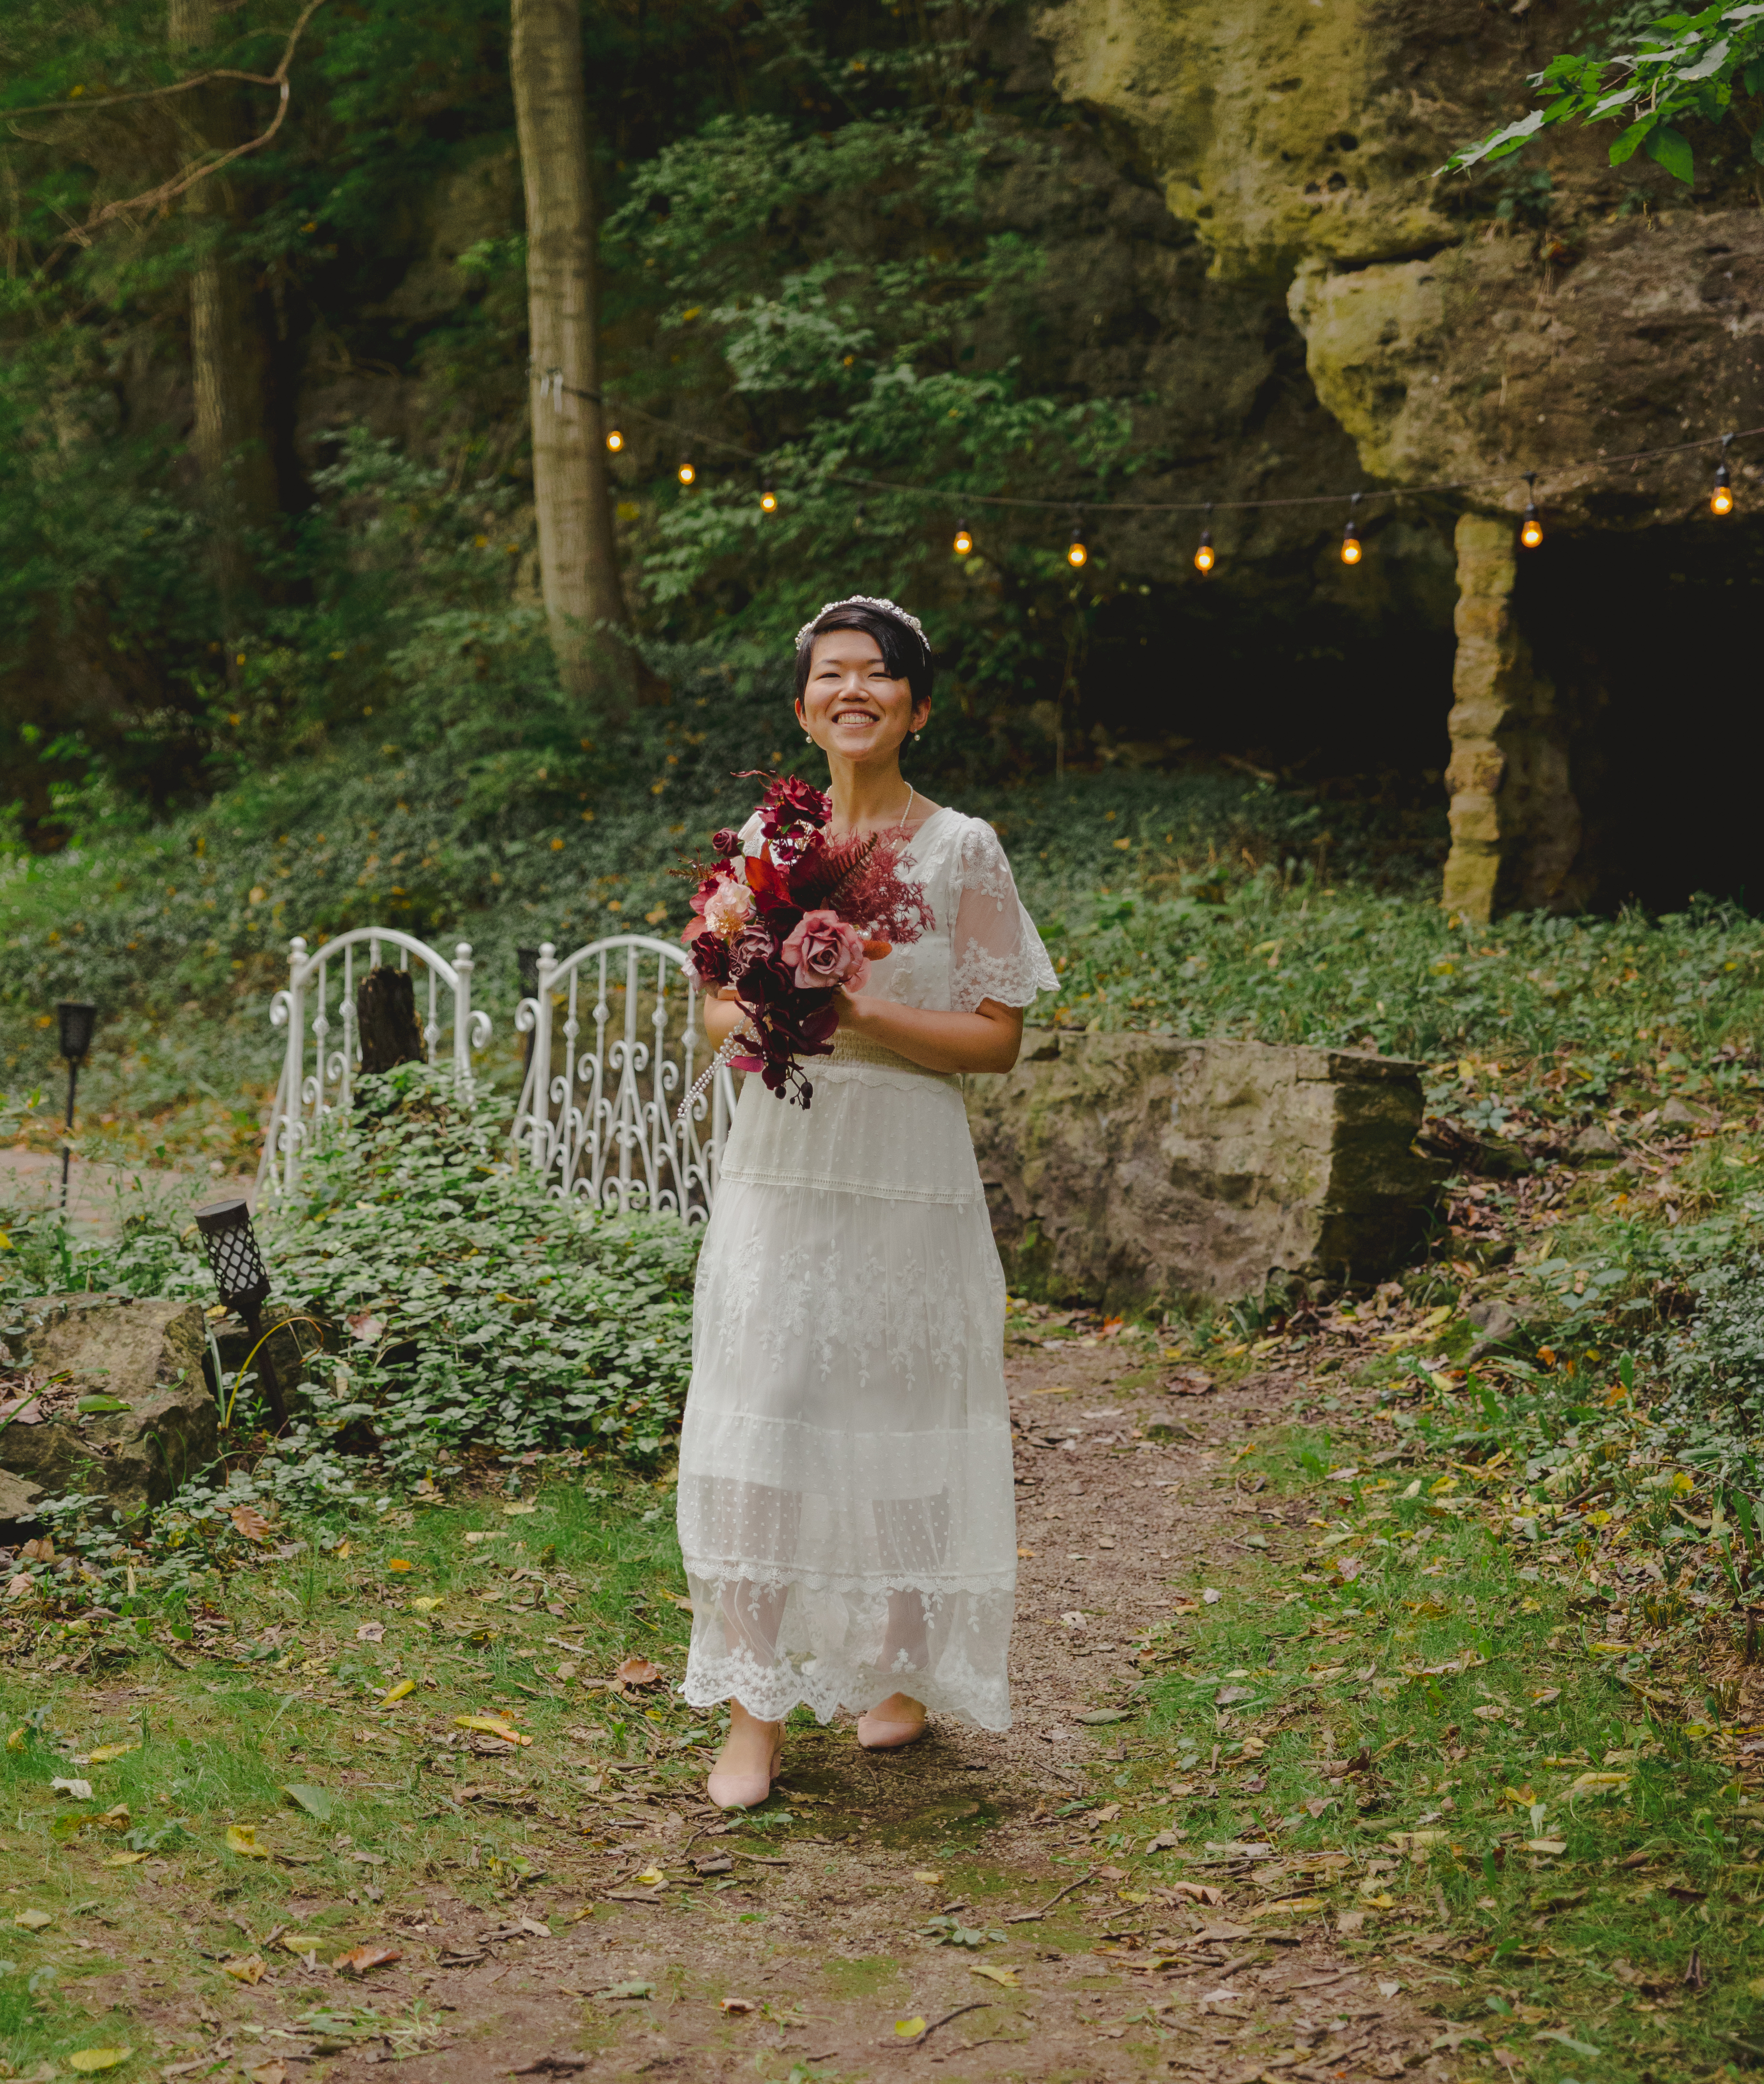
[1037,0,1764,915]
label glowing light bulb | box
[605,429,624,453]
[760,487,778,514]
[954,521,973,556]
[677,461,696,486]
[1340,526,1362,566]
[1194,530,1215,575]
[1712,470,1735,517]
[1520,504,1543,549]
[1067,525,1088,569]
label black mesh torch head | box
[194,1198,271,1315]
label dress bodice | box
[834,805,1058,1015]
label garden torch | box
[194,1197,288,1431]
[54,1000,97,1211]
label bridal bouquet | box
[679,773,933,1107]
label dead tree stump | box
[357,966,426,1073]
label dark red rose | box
[711,827,742,856]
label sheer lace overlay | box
[677,808,1057,1730]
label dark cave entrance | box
[1517,515,1764,916]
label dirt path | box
[100,1337,1461,2084]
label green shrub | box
[268,1064,699,1466]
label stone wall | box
[967,1030,1441,1308]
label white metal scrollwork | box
[510,934,733,1222]
[256,929,492,1204]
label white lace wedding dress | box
[676,806,1058,1731]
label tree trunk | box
[510,0,632,715]
[167,0,277,639]
[356,967,427,1075]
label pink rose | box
[779,908,870,993]
[702,875,754,937]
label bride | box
[675,594,1058,1807]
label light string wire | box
[591,388,1764,518]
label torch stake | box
[61,1060,79,1211]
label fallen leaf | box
[1525,1838,1568,1855]
[346,1311,385,1344]
[1534,2030,1601,2057]
[13,1909,52,1930]
[912,1871,943,1885]
[104,1852,148,1867]
[66,2052,132,2074]
[1249,1897,1323,1916]
[1377,1979,1403,1998]
[379,1679,416,1706]
[1567,1771,1630,1796]
[592,1980,654,2001]
[280,1784,335,1822]
[334,1944,402,1976]
[355,1622,385,1644]
[85,1744,137,1765]
[387,1558,413,1573]
[455,1713,531,1747]
[633,1867,665,1887]
[221,1954,266,1984]
[719,1997,754,2015]
[502,1502,538,1516]
[245,2062,287,2084]
[280,1931,326,1955]
[225,1824,271,1858]
[971,1965,1020,1986]
[51,1777,93,1800]
[229,1505,272,1543]
[1075,1709,1132,1726]
[1202,1587,1221,1604]
[410,1596,443,1612]
[613,1657,663,1689]
[462,1532,505,1546]
[895,2019,928,2040]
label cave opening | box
[1517,515,1764,916]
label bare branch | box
[32,0,328,252]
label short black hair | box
[794,603,933,714]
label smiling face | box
[796,629,929,766]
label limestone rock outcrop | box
[968,1030,1441,1307]
[0,1295,217,1522]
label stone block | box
[967,1031,1442,1310]
[0,1295,217,1522]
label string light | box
[1520,471,1544,549]
[1340,494,1363,566]
[601,394,1759,562]
[1193,504,1215,575]
[1712,433,1735,516]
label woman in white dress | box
[676,595,1058,1808]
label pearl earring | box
[804,731,813,744]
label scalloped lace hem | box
[679,1643,1011,1731]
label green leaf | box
[1645,122,1697,178]
[280,1783,335,1822]
[1608,113,1658,164]
[75,1396,131,1414]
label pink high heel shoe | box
[857,1697,929,1751]
[706,1721,783,1809]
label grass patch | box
[1099,1408,1764,2084]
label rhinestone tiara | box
[794,595,929,654]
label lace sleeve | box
[948,817,1060,1014]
